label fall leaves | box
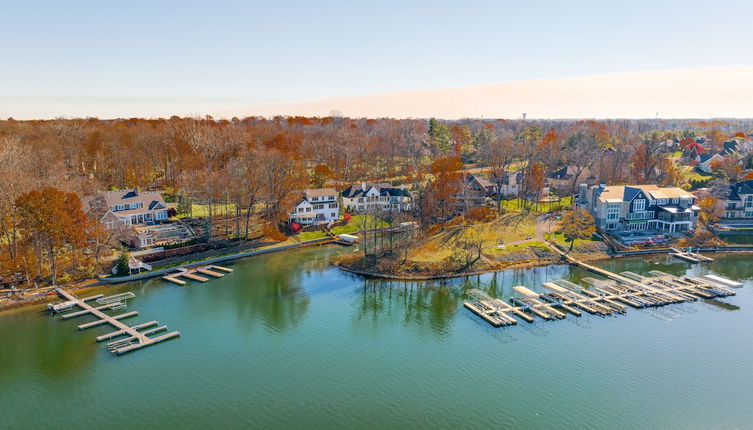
[15,187,90,285]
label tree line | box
[0,115,750,286]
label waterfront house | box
[457,174,495,210]
[340,182,412,213]
[721,180,753,221]
[577,184,699,233]
[289,188,339,225]
[99,188,169,230]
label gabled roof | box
[102,188,167,212]
[467,174,494,189]
[698,153,722,164]
[729,180,753,201]
[341,183,411,199]
[341,183,391,198]
[304,188,337,199]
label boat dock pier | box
[162,264,233,285]
[48,288,179,355]
[670,247,714,263]
[464,247,741,328]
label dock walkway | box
[49,288,179,355]
[463,243,741,328]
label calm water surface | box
[1,247,752,429]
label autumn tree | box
[479,130,517,212]
[419,156,463,228]
[15,187,90,285]
[557,209,596,251]
[451,226,483,269]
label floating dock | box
[670,247,714,263]
[464,249,742,328]
[162,265,233,285]
[48,289,179,355]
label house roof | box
[341,183,391,198]
[304,188,337,199]
[341,183,411,199]
[597,184,695,203]
[102,188,167,213]
[468,174,494,189]
[728,180,753,201]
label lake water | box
[1,247,752,429]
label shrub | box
[263,224,288,241]
[466,206,495,222]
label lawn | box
[409,214,539,262]
[498,196,573,213]
[545,231,601,250]
[294,214,391,242]
[176,203,237,219]
[679,165,712,183]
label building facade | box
[100,188,169,230]
[289,188,339,226]
[722,180,753,220]
[578,184,699,233]
[341,183,412,213]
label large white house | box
[289,188,340,225]
[100,188,169,230]
[577,184,699,233]
[341,183,412,213]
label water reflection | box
[355,279,462,337]
[0,308,98,384]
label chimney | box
[578,183,588,203]
[361,182,366,192]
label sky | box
[2,0,752,119]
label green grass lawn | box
[176,203,238,219]
[545,231,601,249]
[499,196,572,213]
[679,165,712,183]
[294,214,391,242]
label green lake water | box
[1,246,752,429]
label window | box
[117,204,125,211]
[633,199,646,211]
[330,213,336,218]
[745,196,753,208]
[329,203,337,208]
[311,197,318,201]
[745,211,753,218]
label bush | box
[466,206,495,222]
[263,224,288,241]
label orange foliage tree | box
[15,187,89,285]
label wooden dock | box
[162,265,233,285]
[48,289,179,355]
[464,246,742,328]
[670,247,714,263]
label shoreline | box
[335,247,753,281]
[4,242,752,313]
[0,236,337,313]
[334,252,606,281]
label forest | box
[0,115,751,286]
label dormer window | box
[117,204,125,211]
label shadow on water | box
[704,298,740,311]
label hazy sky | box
[2,0,752,119]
